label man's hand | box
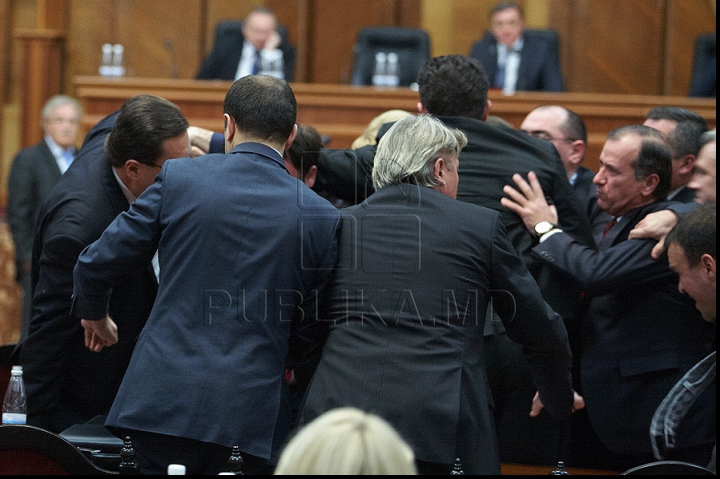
[187,126,217,157]
[628,209,679,259]
[530,391,585,417]
[264,31,281,51]
[501,171,558,232]
[81,316,118,353]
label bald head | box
[520,105,587,178]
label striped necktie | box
[602,217,617,238]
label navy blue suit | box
[469,32,565,92]
[71,143,340,464]
[17,111,156,433]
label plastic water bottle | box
[2,365,27,424]
[372,52,387,86]
[99,43,113,76]
[386,52,400,86]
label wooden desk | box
[73,77,716,173]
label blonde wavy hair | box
[274,408,417,475]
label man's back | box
[302,183,572,475]
[73,143,341,460]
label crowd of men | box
[4,9,715,474]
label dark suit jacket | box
[469,32,565,92]
[300,184,573,474]
[71,143,340,461]
[196,27,295,82]
[668,185,697,203]
[533,201,716,455]
[6,140,63,268]
[16,111,157,433]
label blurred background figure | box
[274,407,417,475]
[196,7,295,82]
[469,1,564,92]
[6,95,82,341]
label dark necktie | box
[251,50,261,75]
[602,217,617,238]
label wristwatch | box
[533,220,557,238]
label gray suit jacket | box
[301,184,573,474]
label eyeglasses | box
[144,163,163,169]
[524,130,576,143]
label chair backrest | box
[0,424,116,475]
[351,26,431,87]
[621,460,715,475]
[689,33,716,95]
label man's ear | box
[701,253,716,281]
[417,101,428,114]
[676,154,696,175]
[224,114,235,143]
[482,99,492,121]
[433,157,446,184]
[569,140,587,167]
[124,159,141,180]
[642,173,660,198]
[284,124,298,152]
[304,164,318,189]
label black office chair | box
[350,26,431,87]
[0,424,117,474]
[689,33,716,98]
[621,460,715,475]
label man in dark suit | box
[71,76,341,475]
[503,125,716,471]
[300,114,575,475]
[644,106,708,204]
[469,1,564,92]
[6,95,82,341]
[196,7,295,82]
[16,95,191,434]
[315,54,593,466]
[520,105,612,240]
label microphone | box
[164,39,179,78]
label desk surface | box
[74,77,716,173]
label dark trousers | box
[127,429,274,475]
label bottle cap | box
[167,464,186,475]
[11,365,22,374]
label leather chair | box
[689,33,716,98]
[351,26,431,87]
[621,460,715,475]
[0,424,117,474]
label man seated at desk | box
[196,7,295,82]
[469,1,564,93]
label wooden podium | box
[73,76,716,173]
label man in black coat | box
[16,95,190,433]
[6,95,82,340]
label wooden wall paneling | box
[310,0,406,84]
[423,0,490,58]
[15,29,65,148]
[0,0,12,202]
[65,0,115,95]
[564,0,666,94]
[665,0,716,96]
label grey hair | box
[700,128,716,146]
[41,94,82,120]
[372,114,468,190]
